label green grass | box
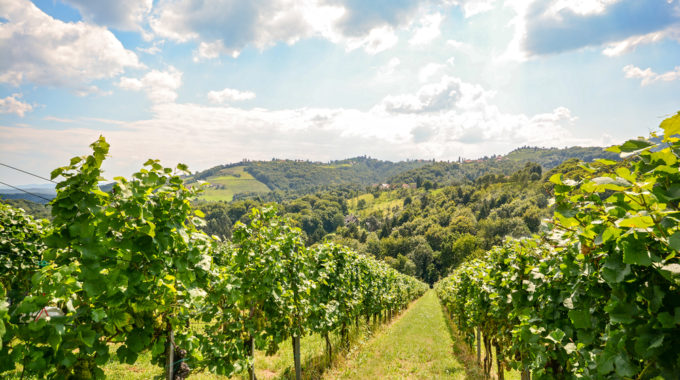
[438,298,521,380]
[195,166,270,202]
[347,191,404,217]
[323,290,465,379]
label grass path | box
[323,290,466,379]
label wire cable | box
[0,181,52,202]
[0,162,57,183]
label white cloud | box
[418,63,446,83]
[344,26,398,54]
[603,27,680,56]
[545,0,620,17]
[409,13,443,45]
[208,88,256,104]
[62,0,153,31]
[0,93,33,117]
[502,0,680,60]
[137,41,165,55]
[0,0,142,91]
[375,57,402,82]
[151,0,337,58]
[150,0,439,58]
[117,67,183,103]
[377,76,494,114]
[623,64,680,86]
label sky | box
[1,0,679,186]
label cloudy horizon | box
[1,0,679,185]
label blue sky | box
[1,0,679,185]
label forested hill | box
[184,157,434,201]
[386,146,617,187]
[243,157,431,191]
[188,146,614,195]
[504,146,619,167]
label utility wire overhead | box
[0,162,57,184]
[0,181,52,202]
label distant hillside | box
[187,157,433,202]
[387,146,617,187]
[504,146,619,168]
[0,187,55,204]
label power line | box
[0,181,52,202]
[0,162,57,183]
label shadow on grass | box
[437,298,486,380]
[275,315,400,380]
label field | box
[347,190,406,217]
[195,166,271,202]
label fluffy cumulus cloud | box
[151,0,333,58]
[328,0,421,36]
[375,57,401,81]
[504,0,680,59]
[409,13,443,45]
[62,0,153,31]
[343,25,398,54]
[207,88,256,104]
[623,64,680,86]
[149,0,438,57]
[0,0,142,91]
[602,27,680,56]
[117,67,182,103]
[377,76,494,114]
[0,93,33,117]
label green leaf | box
[622,239,652,266]
[669,232,680,251]
[549,173,563,185]
[617,215,655,228]
[619,139,653,153]
[92,309,107,323]
[660,111,680,137]
[657,312,675,328]
[79,328,96,347]
[614,354,635,377]
[606,300,637,324]
[547,329,566,344]
[568,309,590,329]
[125,330,147,353]
[595,158,618,165]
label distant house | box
[380,183,390,189]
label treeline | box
[436,113,680,379]
[0,138,427,379]
[504,146,619,168]
[387,146,617,188]
[245,157,429,192]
